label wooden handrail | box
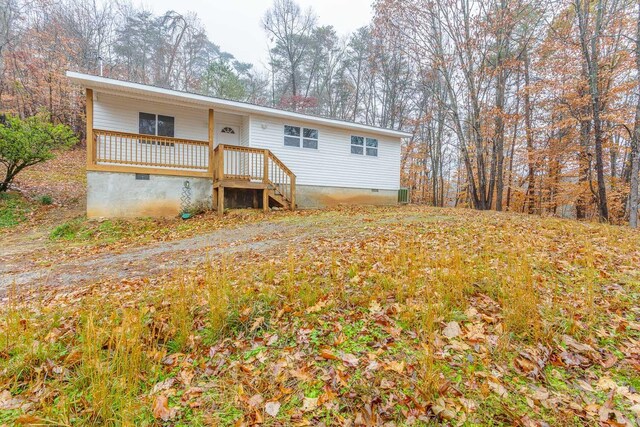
[213,144,296,208]
[214,144,296,180]
[268,152,294,177]
[213,144,266,155]
[94,129,210,146]
[93,129,210,171]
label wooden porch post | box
[218,186,224,217]
[209,109,215,212]
[208,109,214,174]
[291,175,296,211]
[263,150,269,212]
[217,143,225,216]
[86,88,94,167]
[263,189,269,212]
[263,150,269,183]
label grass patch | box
[0,192,33,228]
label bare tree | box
[573,0,611,221]
[630,0,640,228]
[262,0,316,104]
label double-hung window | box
[139,112,175,146]
[284,125,318,149]
[365,138,378,156]
[351,136,378,157]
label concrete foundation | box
[87,171,212,218]
[295,184,397,209]
[87,172,398,217]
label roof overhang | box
[67,71,413,139]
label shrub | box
[50,219,83,240]
[39,195,53,205]
[0,113,77,193]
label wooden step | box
[214,180,269,189]
[267,189,291,209]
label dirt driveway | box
[0,220,309,295]
[2,209,430,298]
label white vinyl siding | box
[241,116,250,147]
[93,92,208,141]
[92,92,401,190]
[250,114,401,190]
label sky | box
[127,0,375,70]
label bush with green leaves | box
[0,113,78,192]
[39,195,53,205]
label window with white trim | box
[221,126,236,134]
[351,136,378,157]
[139,112,175,146]
[284,125,318,149]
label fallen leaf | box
[443,321,461,339]
[576,379,594,392]
[385,360,405,374]
[152,395,177,421]
[432,398,456,420]
[301,396,318,412]
[597,376,617,392]
[340,352,359,367]
[149,377,175,395]
[250,316,265,332]
[248,393,264,408]
[0,390,25,410]
[369,300,382,314]
[488,379,508,398]
[320,348,339,360]
[266,334,279,346]
[15,415,42,425]
[265,401,281,417]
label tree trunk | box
[506,71,521,210]
[630,0,640,228]
[577,119,592,220]
[523,49,536,214]
[494,68,506,211]
[575,0,609,221]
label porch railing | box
[93,129,210,171]
[214,144,296,206]
[89,130,296,208]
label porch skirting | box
[87,171,397,218]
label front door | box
[217,125,240,146]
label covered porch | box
[85,88,295,215]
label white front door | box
[217,125,240,146]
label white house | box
[66,71,411,218]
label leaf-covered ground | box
[1,207,640,426]
[0,148,86,233]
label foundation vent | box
[135,173,150,180]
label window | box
[351,135,378,157]
[284,125,318,149]
[350,136,364,154]
[284,125,300,147]
[139,112,175,145]
[303,128,318,149]
[221,127,235,134]
[366,138,378,157]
